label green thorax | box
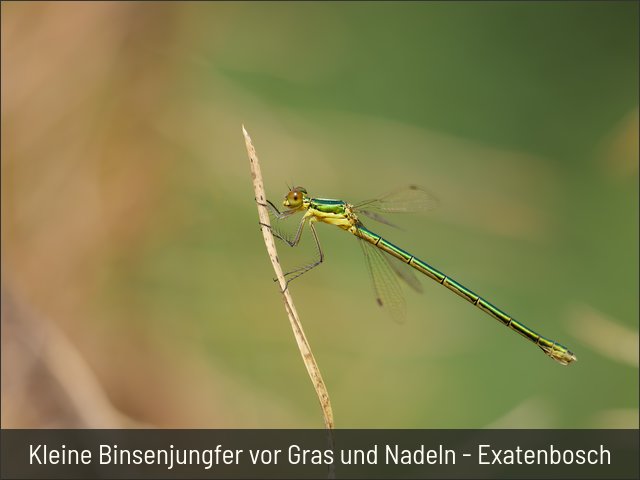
[309,197,348,215]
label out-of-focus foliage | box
[2,2,638,428]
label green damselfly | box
[263,185,576,365]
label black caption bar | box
[1,429,638,479]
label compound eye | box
[284,188,304,208]
[285,190,302,208]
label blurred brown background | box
[2,2,638,428]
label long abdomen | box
[354,226,576,365]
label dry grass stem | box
[242,126,335,435]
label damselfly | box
[262,185,576,365]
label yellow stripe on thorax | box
[307,207,355,231]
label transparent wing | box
[354,185,439,215]
[358,237,407,324]
[386,254,423,294]
[353,186,433,293]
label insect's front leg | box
[257,199,291,220]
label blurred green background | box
[1,1,638,429]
